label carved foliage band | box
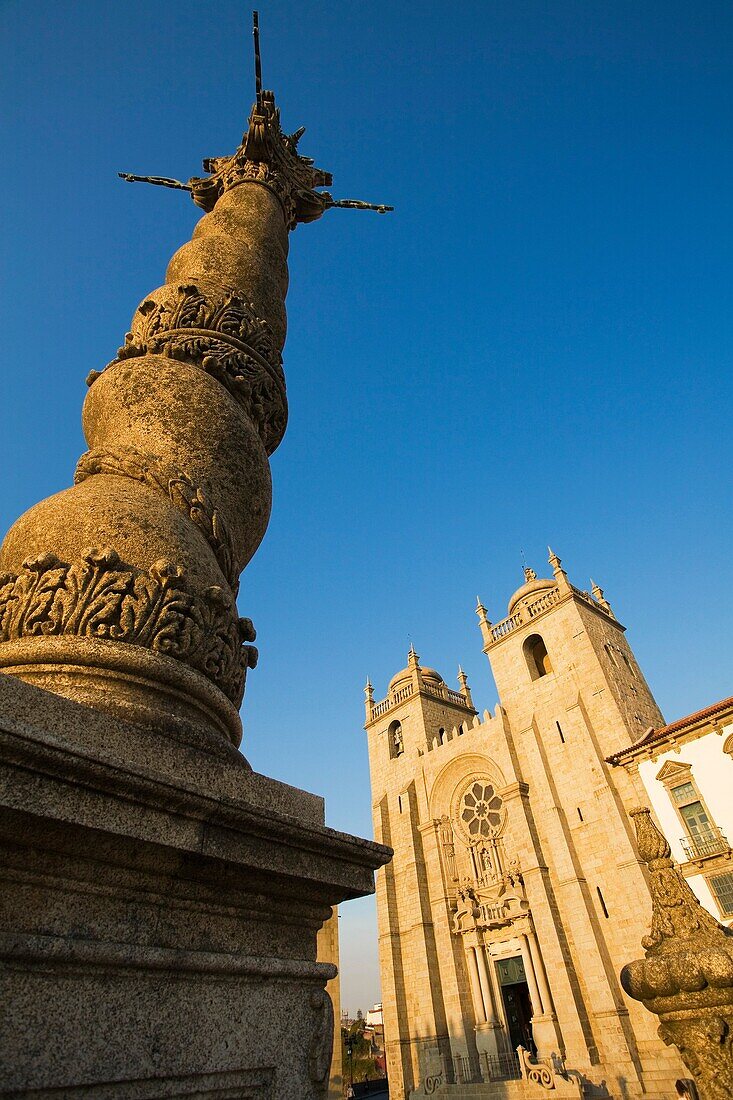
[109,284,287,455]
[0,548,257,706]
[659,1017,733,1100]
[75,450,239,592]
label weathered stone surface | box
[0,674,390,1097]
[621,808,733,1099]
[0,56,355,747]
[0,16,392,1096]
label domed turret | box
[507,567,558,616]
[388,645,444,693]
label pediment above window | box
[655,759,692,785]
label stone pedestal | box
[0,674,389,1097]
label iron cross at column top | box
[119,11,393,226]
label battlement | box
[424,707,497,752]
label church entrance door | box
[495,955,535,1055]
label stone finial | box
[620,807,733,1097]
[475,597,491,622]
[364,676,374,720]
[591,578,615,619]
[475,597,493,647]
[547,545,561,570]
[547,546,570,591]
[523,566,537,582]
[406,642,423,688]
[120,13,392,228]
[457,666,474,709]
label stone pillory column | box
[0,15,392,1100]
[0,16,390,752]
[621,809,733,1099]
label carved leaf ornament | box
[75,450,240,592]
[0,548,257,706]
[621,809,733,1097]
[189,92,334,229]
[106,284,287,455]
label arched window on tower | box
[388,719,404,759]
[524,634,553,680]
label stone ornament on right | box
[622,807,733,1099]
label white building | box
[365,1004,384,1029]
[608,696,733,926]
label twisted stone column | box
[621,808,733,1099]
[0,91,342,752]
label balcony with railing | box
[422,678,469,708]
[680,830,731,863]
[368,677,472,723]
[487,583,604,645]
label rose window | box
[459,781,502,838]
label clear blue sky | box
[1,0,731,1014]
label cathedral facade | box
[365,551,685,1098]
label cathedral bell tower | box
[474,550,678,1088]
[365,649,480,1095]
[366,551,685,1100]
[476,549,663,753]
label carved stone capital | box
[188,91,334,229]
[0,547,256,708]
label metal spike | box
[253,11,263,103]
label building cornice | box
[607,696,733,766]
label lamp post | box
[345,1034,355,1090]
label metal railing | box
[452,1052,482,1084]
[481,1049,522,1081]
[681,831,730,861]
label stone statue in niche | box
[479,846,493,880]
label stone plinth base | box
[0,673,389,1098]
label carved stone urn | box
[0,91,345,753]
[621,808,733,1099]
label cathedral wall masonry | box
[365,555,685,1099]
